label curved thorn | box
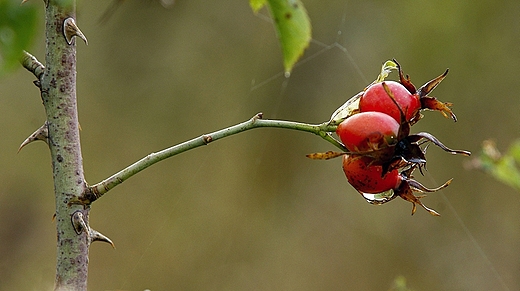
[89,229,115,248]
[413,132,471,156]
[71,211,87,235]
[63,18,88,45]
[18,121,49,153]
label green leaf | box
[249,0,267,12]
[266,0,311,74]
[0,0,39,77]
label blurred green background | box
[1,0,519,290]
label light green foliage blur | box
[473,140,520,191]
[0,0,38,77]
[389,276,414,291]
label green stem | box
[85,113,341,201]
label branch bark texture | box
[41,1,89,290]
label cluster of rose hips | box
[310,60,470,216]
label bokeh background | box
[1,0,519,290]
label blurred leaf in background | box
[0,0,38,77]
[250,0,311,73]
[100,0,175,23]
[389,276,414,291]
[467,139,520,191]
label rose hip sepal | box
[394,60,457,122]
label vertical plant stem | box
[41,1,89,290]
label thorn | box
[71,211,88,235]
[89,229,116,248]
[63,18,88,45]
[18,121,49,153]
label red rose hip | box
[336,111,399,153]
[342,155,401,194]
[360,81,421,123]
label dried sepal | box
[407,178,453,193]
[306,151,346,160]
[394,59,416,94]
[420,97,457,121]
[413,132,471,156]
[395,181,440,216]
[417,69,449,98]
[328,91,362,125]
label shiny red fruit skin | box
[360,81,421,123]
[342,155,401,194]
[336,112,399,153]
